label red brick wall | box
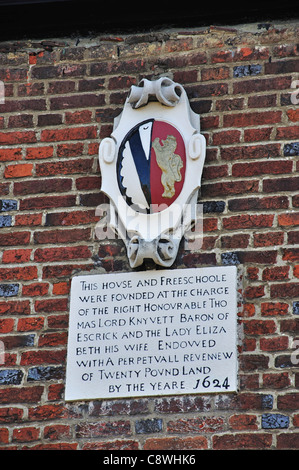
[0,22,298,450]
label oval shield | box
[117,119,186,214]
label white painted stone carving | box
[98,77,206,268]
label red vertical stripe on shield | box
[150,120,186,213]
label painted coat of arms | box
[98,77,206,268]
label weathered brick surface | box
[0,21,298,450]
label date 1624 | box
[193,376,230,390]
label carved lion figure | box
[152,135,183,198]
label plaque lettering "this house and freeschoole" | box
[65,266,238,401]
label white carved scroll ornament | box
[98,77,206,268]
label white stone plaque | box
[65,266,238,401]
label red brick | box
[292,195,299,207]
[254,232,284,247]
[50,94,104,110]
[0,148,22,161]
[4,163,33,178]
[2,249,31,264]
[263,372,290,389]
[13,426,40,442]
[223,214,274,230]
[278,213,299,227]
[0,318,14,333]
[265,59,299,74]
[220,143,281,161]
[34,298,68,313]
[223,111,282,128]
[0,300,30,316]
[228,197,288,212]
[0,386,43,404]
[260,336,288,351]
[43,424,71,440]
[144,437,208,450]
[40,126,97,142]
[248,94,276,108]
[280,319,299,333]
[261,302,289,316]
[167,417,224,433]
[202,164,228,180]
[17,317,44,331]
[288,230,299,246]
[240,374,259,390]
[213,433,272,449]
[26,146,53,160]
[233,76,290,94]
[52,282,70,295]
[201,66,230,81]
[14,177,72,195]
[22,443,78,450]
[246,267,259,280]
[15,213,43,226]
[239,303,255,318]
[0,131,36,145]
[234,46,269,61]
[42,264,93,280]
[47,314,69,329]
[48,384,64,401]
[22,283,49,297]
[20,194,76,211]
[277,393,299,410]
[200,115,219,129]
[262,266,289,281]
[237,251,277,265]
[20,350,66,366]
[244,127,272,142]
[270,283,299,298]
[212,130,241,145]
[277,434,299,449]
[18,82,44,96]
[38,332,68,347]
[211,50,233,63]
[34,228,90,245]
[8,114,33,128]
[215,97,244,111]
[244,285,265,300]
[45,209,97,226]
[243,320,276,335]
[28,404,65,421]
[0,266,37,281]
[273,44,298,57]
[76,176,101,190]
[56,142,84,158]
[75,420,131,437]
[37,114,62,127]
[82,440,139,450]
[34,246,91,262]
[229,414,258,430]
[0,407,23,423]
[232,160,293,177]
[283,248,299,262]
[221,234,250,249]
[193,82,228,98]
[36,158,93,176]
[48,80,76,94]
[201,180,259,198]
[286,108,299,122]
[263,176,299,193]
[0,231,30,246]
[0,428,9,444]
